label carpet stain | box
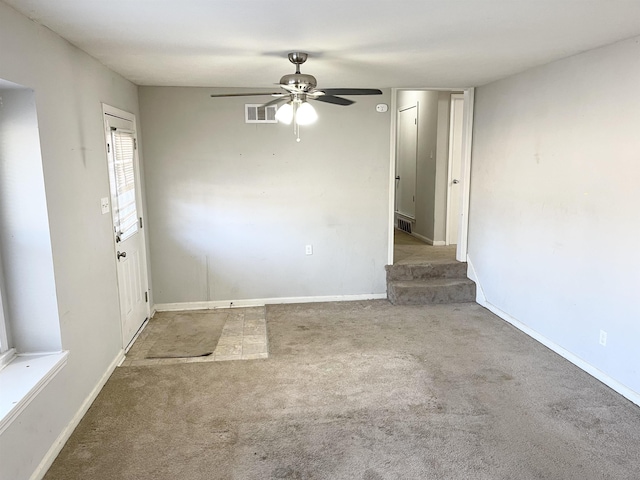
[272,466,304,479]
[71,445,93,461]
[211,428,237,444]
[548,400,605,433]
[198,419,238,444]
[362,469,384,480]
[472,367,514,383]
[408,399,444,415]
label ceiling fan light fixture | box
[210,52,383,140]
[295,101,317,125]
[275,102,294,124]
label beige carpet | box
[44,301,640,479]
[394,229,457,264]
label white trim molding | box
[388,88,475,266]
[0,348,16,371]
[456,88,474,262]
[467,256,640,408]
[0,352,68,435]
[155,293,388,312]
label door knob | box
[117,251,127,260]
[452,179,460,184]
[395,176,401,180]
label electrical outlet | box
[599,330,607,347]
[305,245,313,255]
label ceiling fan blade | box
[319,88,383,96]
[262,96,290,108]
[313,95,355,106]
[210,92,282,98]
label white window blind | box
[110,129,138,242]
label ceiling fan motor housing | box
[279,73,317,92]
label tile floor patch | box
[121,307,268,367]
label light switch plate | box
[101,197,110,214]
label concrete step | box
[388,278,476,305]
[386,261,468,281]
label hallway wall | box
[469,35,640,399]
[396,90,452,245]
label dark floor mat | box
[145,312,225,358]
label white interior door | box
[103,107,149,348]
[446,94,464,245]
[396,105,418,219]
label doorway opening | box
[388,88,474,265]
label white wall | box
[469,36,640,398]
[0,2,141,479]
[0,87,61,353]
[139,87,391,305]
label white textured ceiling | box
[5,0,640,89]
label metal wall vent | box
[245,104,277,123]
[397,218,412,234]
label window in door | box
[108,128,139,242]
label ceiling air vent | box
[245,104,277,124]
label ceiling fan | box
[210,52,382,139]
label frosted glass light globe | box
[275,103,294,124]
[295,102,318,125]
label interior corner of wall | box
[465,254,487,305]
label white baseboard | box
[155,293,388,312]
[468,257,640,408]
[29,349,125,480]
[410,232,431,244]
[410,232,445,246]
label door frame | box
[387,88,475,264]
[445,93,465,246]
[101,103,151,348]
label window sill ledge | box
[0,351,68,435]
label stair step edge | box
[389,278,475,288]
[386,261,467,270]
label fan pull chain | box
[293,102,301,142]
